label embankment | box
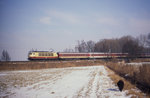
[106,61,150,94]
[0,60,104,71]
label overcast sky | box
[0,0,150,61]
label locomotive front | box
[28,51,58,60]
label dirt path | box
[0,66,137,98]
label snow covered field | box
[0,65,132,98]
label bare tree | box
[94,39,121,53]
[1,50,11,61]
[136,33,150,53]
[145,33,150,53]
[63,48,74,52]
[119,36,133,52]
[146,33,150,47]
[86,40,95,52]
[137,34,147,47]
[122,39,143,57]
[75,40,95,52]
[76,40,88,52]
[94,39,109,52]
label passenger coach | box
[58,52,90,59]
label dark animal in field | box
[117,80,124,91]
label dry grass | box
[132,58,150,63]
[137,65,150,92]
[0,60,105,71]
[105,66,146,98]
[106,61,150,97]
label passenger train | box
[28,51,130,60]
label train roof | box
[58,52,110,54]
[29,51,128,54]
[58,52,89,54]
[29,51,55,53]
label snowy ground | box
[0,65,133,98]
[126,62,150,66]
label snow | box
[126,62,150,66]
[0,73,7,76]
[0,66,133,98]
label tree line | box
[65,33,150,56]
[1,33,150,61]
